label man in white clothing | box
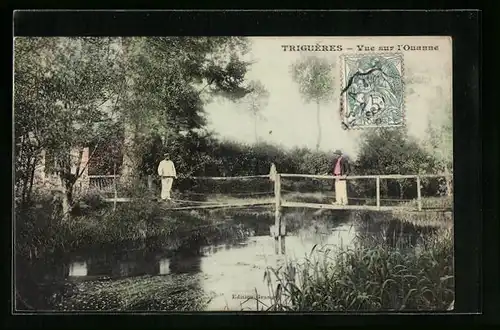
[157,154,177,201]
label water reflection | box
[159,258,170,275]
[20,215,439,312]
[200,223,358,311]
[66,252,171,279]
[169,251,202,274]
[59,224,359,311]
[68,260,87,277]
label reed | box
[263,227,454,311]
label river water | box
[17,213,441,312]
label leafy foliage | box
[355,128,437,199]
[290,56,335,150]
[423,102,453,195]
[14,37,123,213]
[425,115,452,170]
[290,56,334,104]
[356,128,434,175]
[117,37,252,178]
[14,36,252,212]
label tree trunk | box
[120,38,140,184]
[121,121,139,183]
[20,154,32,208]
[398,181,405,200]
[58,149,75,221]
[381,180,388,198]
[61,193,71,218]
[315,100,321,151]
[17,136,34,207]
[26,155,37,206]
[254,113,258,144]
[444,165,453,196]
[60,177,71,218]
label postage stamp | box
[340,53,405,129]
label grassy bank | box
[16,191,252,262]
[263,226,454,311]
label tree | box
[14,37,58,208]
[14,37,253,212]
[238,80,270,143]
[423,102,453,196]
[356,128,434,199]
[14,37,123,216]
[406,67,453,196]
[290,56,334,151]
[116,37,252,180]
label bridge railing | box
[279,173,453,211]
[88,172,452,211]
[272,172,453,254]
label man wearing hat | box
[157,154,177,201]
[332,149,350,205]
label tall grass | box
[263,227,454,311]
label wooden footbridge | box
[88,171,453,255]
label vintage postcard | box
[14,36,453,312]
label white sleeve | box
[171,162,176,177]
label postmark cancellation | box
[340,53,405,129]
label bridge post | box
[376,176,380,210]
[416,176,422,211]
[274,173,282,254]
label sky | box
[204,36,452,159]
